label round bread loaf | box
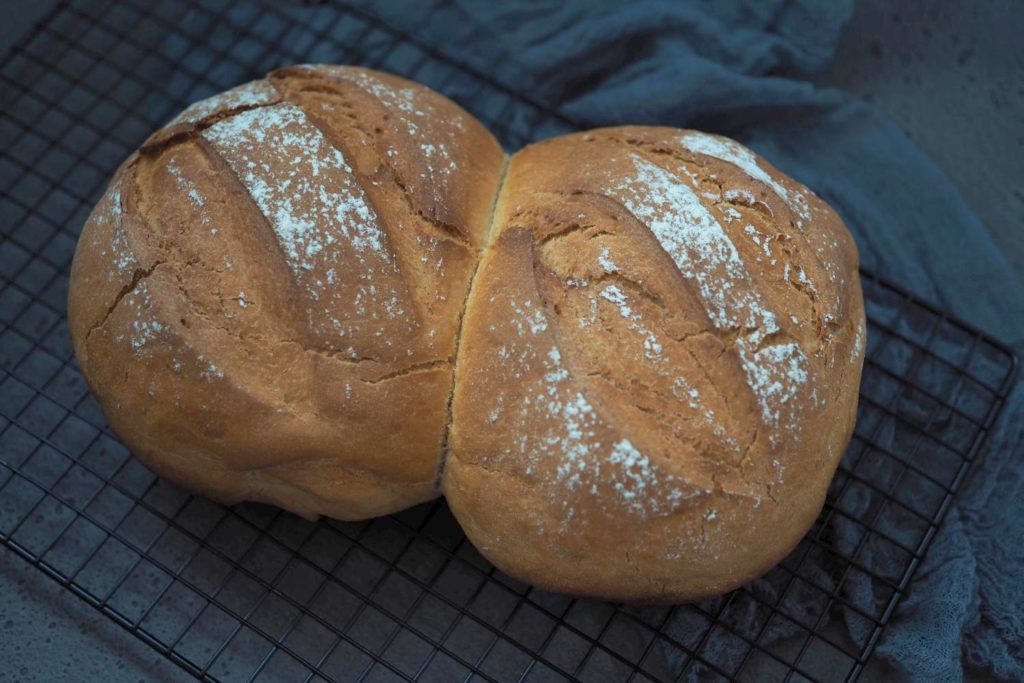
[70,67,865,601]
[445,127,865,601]
[68,65,505,519]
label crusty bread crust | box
[70,71,864,601]
[445,128,864,601]
[68,66,505,519]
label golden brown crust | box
[444,127,865,601]
[68,66,505,520]
[70,72,865,601]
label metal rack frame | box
[0,1,1017,681]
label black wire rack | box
[0,1,1018,681]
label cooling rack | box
[0,1,1017,681]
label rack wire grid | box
[0,1,1018,682]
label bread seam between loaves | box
[434,153,512,491]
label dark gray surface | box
[0,0,56,55]
[0,0,58,57]
[0,1,1020,681]
[821,0,1024,282]
[0,546,187,683]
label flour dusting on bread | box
[539,348,690,518]
[614,153,809,432]
[678,131,812,224]
[170,80,278,127]
[338,69,461,192]
[166,163,219,236]
[205,104,387,261]
[88,182,133,274]
[599,284,663,359]
[203,103,408,333]
[111,280,161,352]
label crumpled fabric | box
[341,1,1024,679]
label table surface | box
[819,0,1024,286]
[1,1,1020,681]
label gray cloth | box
[353,1,1024,679]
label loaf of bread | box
[69,65,865,601]
[447,128,864,600]
[69,65,505,519]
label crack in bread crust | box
[598,133,840,337]
[85,259,164,344]
[140,100,283,155]
[435,154,511,490]
[274,70,474,249]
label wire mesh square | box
[0,1,1017,682]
